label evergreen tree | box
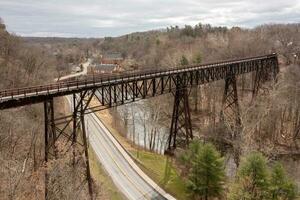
[270,162,297,200]
[180,55,189,66]
[180,140,202,172]
[228,152,269,200]
[186,142,225,200]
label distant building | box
[88,63,122,74]
[101,52,123,65]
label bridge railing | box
[0,53,277,100]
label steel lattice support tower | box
[43,92,93,200]
[220,75,241,137]
[44,98,55,200]
[44,98,57,161]
[252,58,279,100]
[166,74,193,154]
[72,92,93,198]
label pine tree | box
[179,140,202,176]
[228,152,269,200]
[270,162,297,200]
[180,55,189,66]
[186,142,225,200]
[180,140,202,168]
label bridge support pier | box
[165,74,193,155]
[252,58,279,101]
[44,98,56,162]
[44,98,55,200]
[43,92,93,200]
[72,92,93,199]
[220,75,241,137]
[220,75,242,166]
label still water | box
[116,100,169,154]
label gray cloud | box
[0,0,299,37]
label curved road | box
[55,59,91,81]
[85,111,174,200]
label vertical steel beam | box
[49,100,56,157]
[44,98,56,161]
[121,83,124,104]
[44,102,49,163]
[125,83,128,100]
[132,82,135,101]
[152,78,156,96]
[43,101,49,200]
[101,87,104,106]
[135,80,138,98]
[109,85,112,107]
[43,98,55,200]
[113,85,117,104]
[220,76,241,137]
[143,79,147,98]
[165,75,193,154]
[80,93,93,200]
[72,94,78,166]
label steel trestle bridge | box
[0,53,279,199]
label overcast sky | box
[0,0,299,38]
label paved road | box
[55,59,91,81]
[66,96,170,199]
[85,112,168,200]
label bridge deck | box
[0,53,278,110]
